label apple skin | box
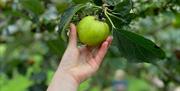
[77,16,110,46]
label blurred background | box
[0,0,180,91]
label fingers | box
[106,36,113,47]
[95,36,113,65]
[68,23,77,47]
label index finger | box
[95,36,113,65]
[68,23,77,47]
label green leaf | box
[46,37,66,55]
[46,70,54,85]
[128,76,152,91]
[73,0,90,4]
[52,0,71,13]
[107,57,127,69]
[78,79,91,91]
[93,0,103,6]
[113,0,133,16]
[108,13,135,29]
[1,74,32,91]
[114,30,166,63]
[3,10,29,19]
[59,4,86,41]
[20,0,45,15]
[104,0,121,6]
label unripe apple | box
[77,16,110,46]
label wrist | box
[57,67,82,84]
[59,71,80,86]
[47,69,80,91]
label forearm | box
[47,69,79,91]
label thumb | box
[68,23,77,47]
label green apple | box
[172,13,180,28]
[77,16,110,46]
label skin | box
[47,23,113,91]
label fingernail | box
[104,41,108,47]
[108,41,112,47]
[110,36,113,39]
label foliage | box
[0,0,180,91]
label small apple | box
[77,16,110,46]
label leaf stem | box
[104,7,116,29]
[90,3,102,10]
[106,12,127,23]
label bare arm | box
[47,23,113,91]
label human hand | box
[47,23,112,91]
[59,23,113,83]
